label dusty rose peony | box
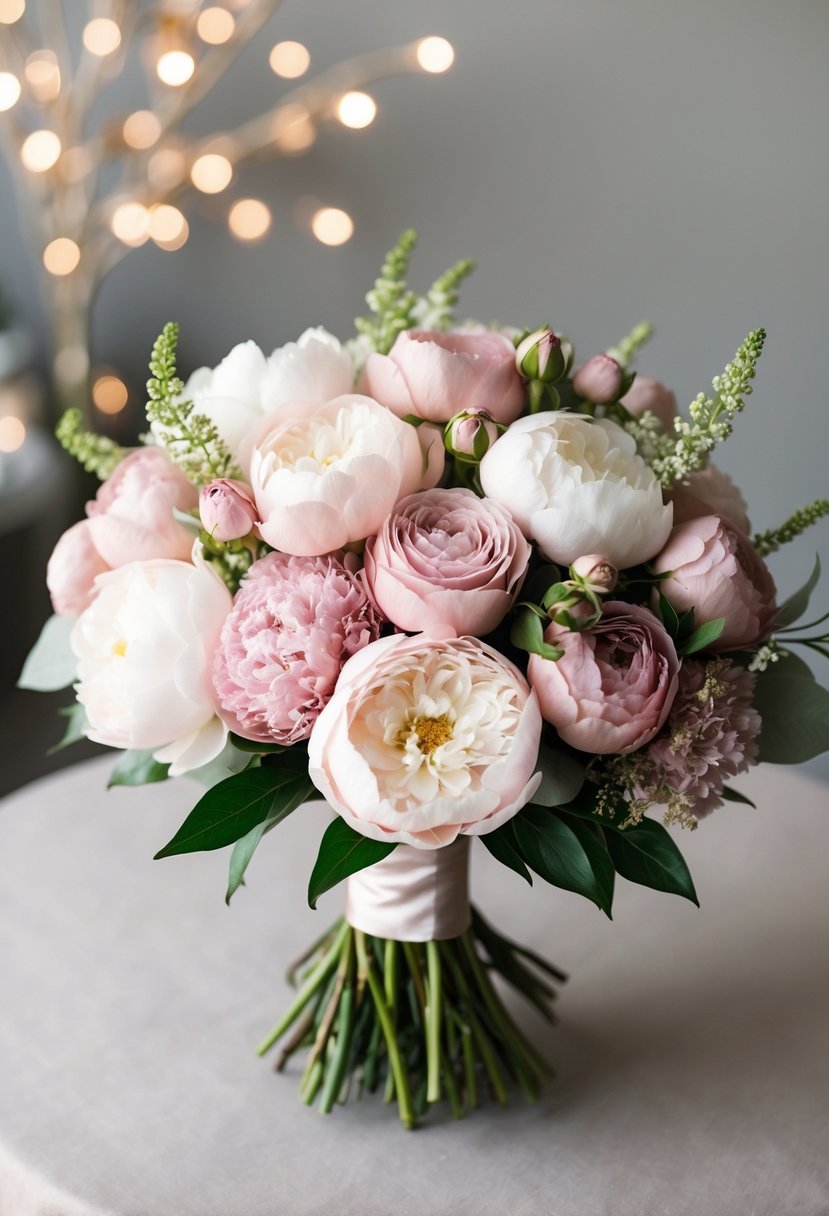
[364,488,530,638]
[85,448,197,568]
[528,601,680,754]
[308,633,542,849]
[46,520,111,617]
[669,463,751,534]
[621,375,678,430]
[213,552,383,744]
[358,328,525,425]
[199,479,259,542]
[652,515,776,650]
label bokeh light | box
[111,202,150,246]
[311,207,354,246]
[336,91,377,130]
[0,71,20,111]
[92,374,128,415]
[149,204,189,250]
[82,18,122,57]
[0,415,26,452]
[228,198,271,241]
[43,237,81,276]
[272,104,316,154]
[197,7,235,45]
[122,110,161,150]
[190,152,233,193]
[416,36,455,73]
[0,0,25,25]
[21,129,61,172]
[24,51,60,102]
[269,40,310,79]
[156,50,195,87]
[147,147,186,189]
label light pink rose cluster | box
[364,488,530,638]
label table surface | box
[1,757,828,1216]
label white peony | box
[261,327,354,415]
[480,411,673,569]
[71,559,232,775]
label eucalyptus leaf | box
[513,806,613,916]
[47,702,88,756]
[753,651,829,763]
[480,822,533,885]
[307,818,396,909]
[532,739,586,808]
[17,615,77,691]
[682,617,725,655]
[775,555,821,628]
[109,749,170,789]
[605,818,699,905]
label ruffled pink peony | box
[358,328,525,425]
[621,375,678,430]
[212,552,383,744]
[528,601,680,754]
[308,633,542,849]
[669,464,751,534]
[652,515,776,650]
[85,448,197,567]
[46,519,111,617]
[364,488,530,638]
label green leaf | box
[17,615,77,691]
[720,784,756,808]
[228,733,287,755]
[307,818,396,909]
[108,749,170,788]
[533,738,586,807]
[155,757,313,859]
[513,806,614,917]
[775,555,821,628]
[47,702,88,755]
[605,818,699,905]
[521,564,564,605]
[753,651,829,763]
[480,822,533,885]
[658,593,680,637]
[681,617,726,655]
[510,607,562,661]
[226,819,270,904]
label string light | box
[197,7,235,45]
[92,374,128,415]
[0,0,25,25]
[190,152,232,193]
[336,91,377,130]
[110,202,150,246]
[0,71,20,111]
[147,147,186,189]
[43,237,80,275]
[149,204,189,250]
[269,40,309,78]
[272,104,316,153]
[156,50,195,86]
[21,129,61,172]
[24,51,60,102]
[122,110,161,150]
[0,415,26,452]
[83,18,122,57]
[416,36,455,73]
[311,207,353,246]
[228,198,271,241]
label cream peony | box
[308,633,542,849]
[261,327,354,415]
[71,559,232,775]
[479,411,673,568]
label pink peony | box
[651,515,776,650]
[46,520,111,617]
[212,552,383,744]
[364,488,530,638]
[308,633,542,849]
[669,463,751,534]
[199,479,259,542]
[358,328,525,425]
[621,375,678,430]
[528,601,680,754]
[85,448,197,567]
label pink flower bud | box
[515,329,568,382]
[572,354,623,404]
[569,554,618,594]
[444,408,500,461]
[199,479,258,542]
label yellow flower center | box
[112,638,128,657]
[405,713,453,755]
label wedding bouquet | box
[21,232,829,1128]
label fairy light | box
[82,18,121,57]
[92,374,128,415]
[228,197,271,241]
[149,203,188,250]
[0,0,25,25]
[416,36,455,73]
[21,129,61,172]
[0,415,26,452]
[197,7,235,45]
[190,152,232,193]
[122,110,161,150]
[0,71,20,111]
[147,147,186,189]
[43,237,80,275]
[272,104,316,153]
[269,40,309,79]
[24,51,60,102]
[311,207,353,246]
[336,91,377,130]
[156,49,195,86]
[110,201,150,246]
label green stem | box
[257,920,349,1056]
[359,932,416,1130]
[319,980,355,1114]
[425,940,443,1104]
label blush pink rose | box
[46,520,111,616]
[668,464,751,534]
[621,375,678,430]
[651,515,776,650]
[199,478,259,542]
[358,328,525,425]
[364,488,530,638]
[85,448,197,567]
[527,601,680,755]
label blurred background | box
[0,0,827,793]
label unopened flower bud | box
[572,354,623,404]
[515,328,568,383]
[199,479,258,542]
[444,408,500,461]
[570,554,618,594]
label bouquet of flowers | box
[21,232,829,1128]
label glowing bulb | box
[21,129,62,172]
[416,36,455,73]
[272,104,316,154]
[228,198,271,241]
[43,238,81,276]
[149,204,189,250]
[83,17,121,56]
[24,51,60,102]
[92,375,128,415]
[311,207,354,247]
[0,0,25,25]
[336,91,377,130]
[190,152,232,193]
[156,50,195,87]
[0,72,20,111]
[148,147,186,189]
[0,415,26,452]
[122,110,161,150]
[197,7,235,44]
[111,202,150,246]
[268,40,309,78]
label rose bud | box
[444,408,500,462]
[570,554,618,595]
[572,353,624,404]
[515,329,568,383]
[199,479,258,542]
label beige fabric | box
[345,836,471,940]
[0,758,828,1216]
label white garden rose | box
[480,411,673,569]
[71,559,232,775]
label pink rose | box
[572,354,623,404]
[364,488,530,638]
[358,328,525,425]
[528,601,680,754]
[308,633,542,849]
[85,448,197,567]
[621,376,678,430]
[199,479,259,542]
[668,463,751,534]
[46,520,111,617]
[651,515,776,650]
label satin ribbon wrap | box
[345,837,471,942]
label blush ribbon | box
[345,836,471,941]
